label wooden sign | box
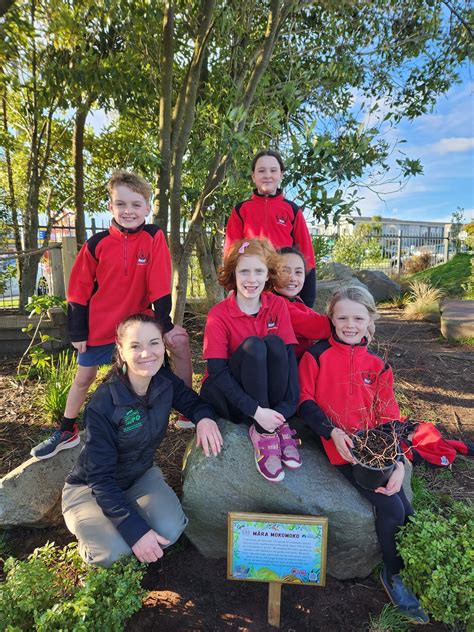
[227,512,328,627]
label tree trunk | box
[73,99,92,246]
[196,231,224,307]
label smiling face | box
[251,155,282,196]
[278,252,305,298]
[235,254,269,302]
[118,321,165,387]
[109,184,150,230]
[331,298,372,345]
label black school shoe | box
[380,566,429,625]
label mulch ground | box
[1,307,472,631]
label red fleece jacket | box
[298,336,400,464]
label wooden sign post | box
[227,512,328,628]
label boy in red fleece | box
[31,170,193,459]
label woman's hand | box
[131,529,170,564]
[163,325,188,350]
[375,460,404,495]
[72,340,87,353]
[330,428,356,463]
[196,418,223,456]
[254,407,285,433]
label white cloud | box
[429,137,474,154]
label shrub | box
[404,252,432,274]
[397,501,474,626]
[0,542,145,630]
[41,351,78,423]
[403,280,443,321]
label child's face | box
[331,299,372,345]
[278,252,305,298]
[118,322,165,381]
[235,255,269,301]
[251,156,282,196]
[109,184,150,230]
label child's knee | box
[241,336,266,357]
[74,366,97,389]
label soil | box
[351,429,399,469]
[1,307,473,631]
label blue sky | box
[355,66,473,224]
[88,66,473,227]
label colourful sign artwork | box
[227,512,328,587]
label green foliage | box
[0,542,145,631]
[405,253,473,298]
[367,604,413,632]
[332,233,365,268]
[397,501,474,626]
[41,351,78,423]
[312,235,333,267]
[332,221,383,268]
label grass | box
[403,252,473,298]
[403,280,443,321]
[367,604,413,632]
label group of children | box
[31,150,429,623]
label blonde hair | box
[219,238,283,292]
[327,285,380,322]
[107,170,152,201]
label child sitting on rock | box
[298,285,429,624]
[200,238,301,483]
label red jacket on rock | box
[224,190,316,307]
[67,221,172,346]
[298,336,400,465]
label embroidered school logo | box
[276,214,287,225]
[123,408,143,432]
[267,314,278,330]
[362,371,376,385]
[137,250,149,265]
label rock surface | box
[354,270,401,302]
[182,420,412,580]
[315,278,367,313]
[0,437,82,528]
[440,299,474,340]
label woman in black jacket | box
[62,313,222,567]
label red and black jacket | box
[67,220,173,346]
[298,336,400,465]
[224,189,316,307]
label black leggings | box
[202,336,290,434]
[337,464,413,576]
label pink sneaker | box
[277,423,302,469]
[249,425,284,482]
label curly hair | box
[107,170,152,201]
[326,285,380,322]
[219,238,283,292]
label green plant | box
[404,253,472,298]
[41,351,78,423]
[312,235,333,266]
[397,501,474,626]
[0,542,145,630]
[403,280,443,321]
[367,604,413,632]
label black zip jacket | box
[66,366,215,548]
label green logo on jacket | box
[123,408,143,432]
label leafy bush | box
[41,351,78,423]
[397,501,474,626]
[312,234,332,266]
[403,280,443,321]
[404,252,432,274]
[0,542,145,631]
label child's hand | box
[163,325,188,349]
[375,461,405,495]
[72,341,87,353]
[330,428,356,463]
[254,407,285,433]
[196,418,223,457]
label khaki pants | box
[62,466,188,567]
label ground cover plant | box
[404,253,473,298]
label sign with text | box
[227,512,328,586]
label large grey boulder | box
[315,278,367,313]
[318,262,356,281]
[182,420,412,580]
[440,299,474,340]
[354,270,401,302]
[0,438,82,528]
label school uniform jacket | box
[298,335,400,465]
[66,367,215,548]
[203,291,298,419]
[67,220,173,346]
[277,294,332,360]
[224,190,316,307]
